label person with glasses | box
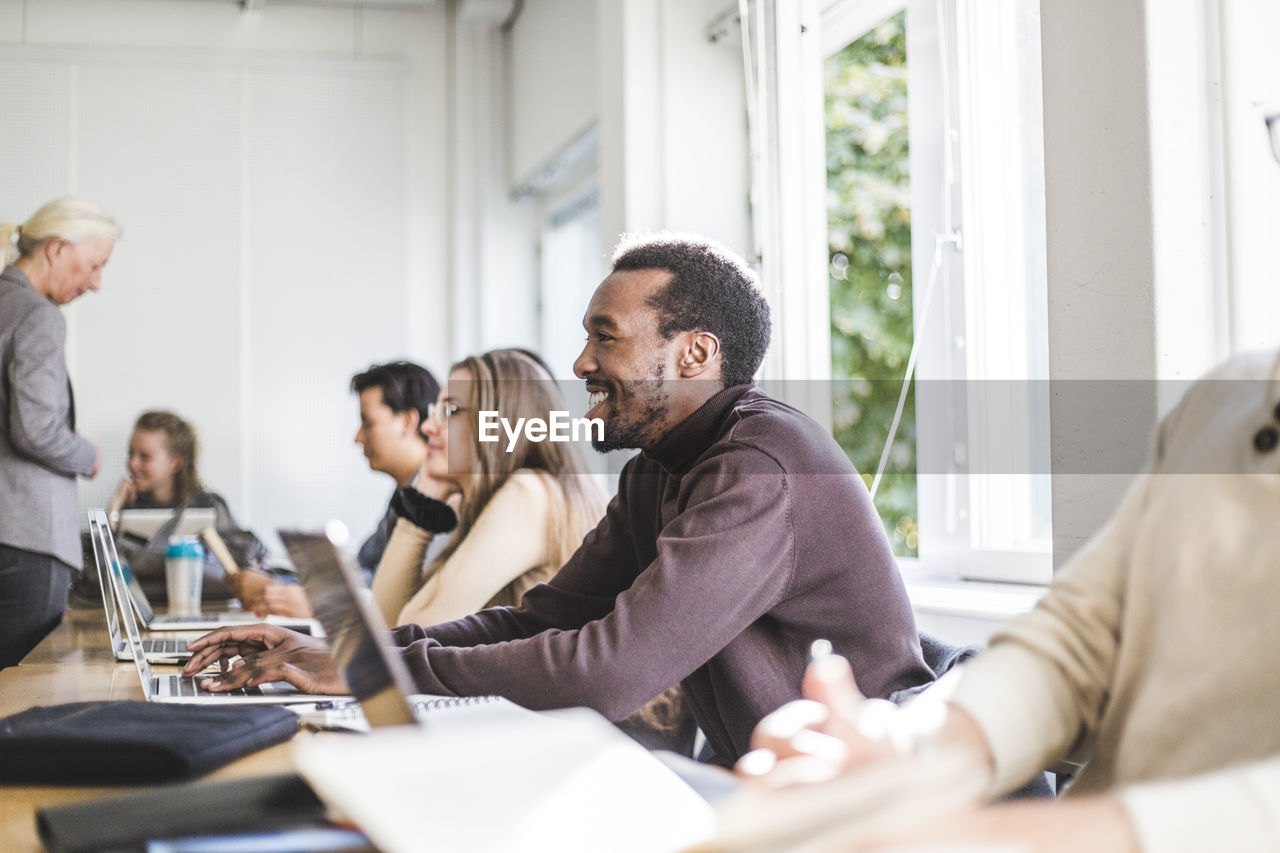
[370,348,607,630]
[732,112,1280,852]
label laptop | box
[117,507,217,541]
[100,515,351,706]
[93,509,318,634]
[280,523,535,730]
[85,510,192,664]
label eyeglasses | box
[427,401,460,427]
[1268,113,1280,165]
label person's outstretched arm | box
[383,473,552,628]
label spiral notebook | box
[280,524,533,729]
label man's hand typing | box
[182,624,349,695]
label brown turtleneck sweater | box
[393,384,931,764]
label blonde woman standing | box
[0,197,120,667]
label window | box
[819,0,1051,583]
[539,184,604,381]
[1218,3,1280,353]
[825,11,916,556]
[537,179,633,484]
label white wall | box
[449,10,540,359]
[596,0,751,253]
[0,0,450,557]
[1039,0,1280,566]
[1039,0,1161,566]
[507,0,597,190]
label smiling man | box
[184,234,932,765]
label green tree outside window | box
[826,12,917,556]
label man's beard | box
[591,372,670,453]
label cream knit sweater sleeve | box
[371,471,551,630]
[371,516,436,627]
[943,470,1153,795]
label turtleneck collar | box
[642,384,754,474]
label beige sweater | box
[946,348,1280,852]
[371,470,562,628]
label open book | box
[291,707,717,853]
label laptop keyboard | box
[142,638,186,655]
[163,675,264,698]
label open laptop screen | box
[86,511,126,650]
[93,510,159,697]
[279,526,417,726]
[118,507,217,541]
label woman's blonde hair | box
[428,348,605,608]
[1,196,121,267]
[133,410,204,507]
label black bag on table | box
[0,700,299,784]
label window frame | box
[815,0,1052,585]
[536,175,605,382]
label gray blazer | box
[0,264,96,568]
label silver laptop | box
[95,510,318,634]
[117,507,217,541]
[99,515,351,706]
[86,510,191,663]
[281,524,533,730]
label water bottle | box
[165,535,205,616]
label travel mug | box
[165,535,205,615]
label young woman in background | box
[107,410,268,602]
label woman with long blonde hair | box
[372,348,606,624]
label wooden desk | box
[0,607,296,853]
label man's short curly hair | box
[611,233,771,387]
